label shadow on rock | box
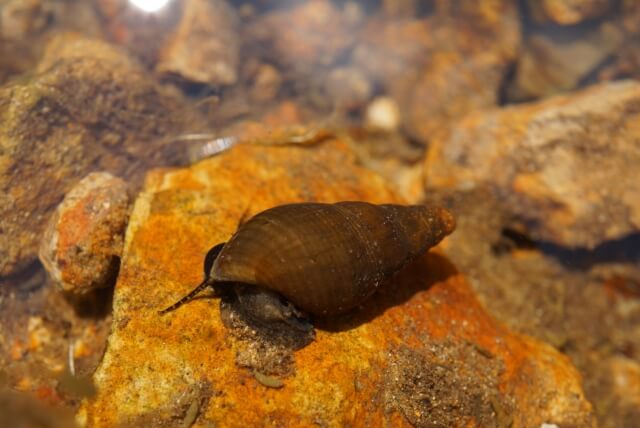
[317,252,459,332]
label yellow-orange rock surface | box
[79,139,594,427]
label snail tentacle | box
[158,278,214,315]
[159,242,226,314]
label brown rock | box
[250,0,355,72]
[381,0,421,19]
[528,0,614,25]
[156,0,239,86]
[0,34,203,276]
[605,357,640,421]
[354,1,521,144]
[0,0,103,83]
[39,172,130,295]
[598,2,640,81]
[423,186,640,428]
[249,63,282,104]
[353,18,433,96]
[79,139,594,427]
[425,80,640,248]
[324,66,372,112]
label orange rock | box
[79,139,594,427]
[39,172,131,295]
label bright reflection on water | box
[129,0,171,13]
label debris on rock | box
[39,172,131,296]
[384,343,512,428]
[156,0,240,86]
[425,80,640,248]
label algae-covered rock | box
[425,80,640,249]
[79,139,594,427]
[0,34,202,276]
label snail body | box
[160,202,455,323]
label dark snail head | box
[159,201,455,327]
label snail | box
[159,202,455,329]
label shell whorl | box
[210,202,455,316]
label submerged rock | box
[0,34,202,277]
[39,172,130,296]
[156,0,239,86]
[79,139,594,427]
[354,0,520,144]
[249,0,355,73]
[425,80,640,249]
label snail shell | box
[160,201,455,317]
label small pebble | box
[365,96,401,132]
[39,172,131,295]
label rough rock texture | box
[424,186,640,428]
[528,0,614,25]
[79,139,594,427]
[39,172,130,295]
[425,80,640,248]
[156,0,239,86]
[354,0,520,144]
[0,34,202,277]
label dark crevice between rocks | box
[0,260,47,298]
[492,225,538,255]
[539,232,640,271]
[64,284,115,320]
[497,60,520,106]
